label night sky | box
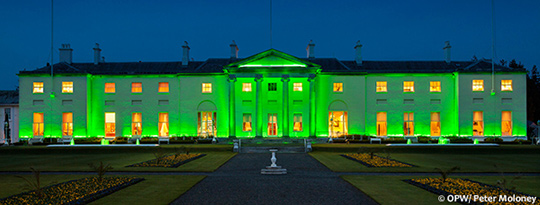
[1,0,539,90]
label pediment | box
[225,49,320,72]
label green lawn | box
[310,145,540,172]
[341,175,540,205]
[0,145,236,172]
[0,174,205,204]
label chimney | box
[182,41,190,66]
[306,40,315,59]
[59,44,73,64]
[230,40,239,59]
[354,41,363,66]
[93,43,101,65]
[443,41,451,63]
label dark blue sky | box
[1,0,539,90]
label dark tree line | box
[502,59,540,122]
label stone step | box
[240,146,306,153]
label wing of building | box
[16,42,527,141]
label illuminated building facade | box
[17,41,527,141]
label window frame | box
[376,112,387,137]
[132,112,142,136]
[33,82,44,94]
[376,81,387,92]
[472,80,484,91]
[131,82,143,93]
[293,83,303,92]
[501,80,513,91]
[105,112,116,137]
[501,111,512,136]
[430,81,441,92]
[242,113,252,132]
[105,83,115,93]
[62,112,73,136]
[403,81,415,93]
[158,113,169,137]
[430,112,441,136]
[268,83,277,92]
[158,82,169,93]
[333,83,343,93]
[473,111,484,136]
[202,83,212,93]
[403,112,414,136]
[33,112,44,136]
[242,83,252,92]
[62,81,74,93]
[293,113,303,132]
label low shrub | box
[485,137,504,143]
[74,137,102,144]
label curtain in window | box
[243,114,252,131]
[62,113,73,136]
[132,113,142,135]
[33,113,44,136]
[501,111,512,136]
[430,112,441,136]
[376,112,387,136]
[403,112,414,136]
[159,113,169,137]
[293,114,302,131]
[473,111,484,136]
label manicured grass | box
[310,145,540,172]
[0,174,205,204]
[90,175,205,205]
[341,175,540,205]
[0,145,236,172]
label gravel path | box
[170,153,378,205]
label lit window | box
[329,111,347,137]
[293,113,303,132]
[472,80,484,91]
[293,83,303,92]
[268,113,278,136]
[202,83,212,93]
[376,81,387,92]
[33,82,44,93]
[242,83,252,92]
[243,113,252,132]
[268,83,277,91]
[501,80,512,91]
[132,82,142,93]
[105,83,115,93]
[403,81,414,92]
[501,111,512,136]
[62,112,73,136]
[105,112,116,137]
[404,112,414,136]
[159,113,169,137]
[198,112,216,137]
[473,111,483,136]
[430,81,441,92]
[333,83,343,92]
[33,113,44,136]
[158,82,169,93]
[62,82,73,93]
[376,112,387,136]
[132,113,142,135]
[430,112,441,136]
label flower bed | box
[0,176,143,205]
[404,178,539,205]
[342,153,415,167]
[127,153,205,168]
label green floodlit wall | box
[364,73,458,137]
[456,73,527,137]
[89,75,181,137]
[18,75,89,138]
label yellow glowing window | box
[158,82,169,93]
[132,82,142,93]
[62,112,73,136]
[430,112,441,136]
[472,80,484,91]
[501,80,512,91]
[501,111,512,136]
[159,113,169,137]
[105,83,115,93]
[376,112,387,136]
[329,111,347,137]
[294,83,303,91]
[243,113,252,132]
[132,113,142,136]
[33,113,44,136]
[242,83,252,92]
[268,113,278,136]
[198,112,216,137]
[333,83,343,92]
[62,82,73,93]
[293,113,303,132]
[33,82,44,93]
[202,83,212,93]
[473,111,484,136]
[376,81,387,92]
[403,112,414,136]
[430,81,441,92]
[105,112,115,137]
[403,81,414,92]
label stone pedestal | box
[261,149,287,174]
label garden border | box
[340,154,417,168]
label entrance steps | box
[240,146,306,153]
